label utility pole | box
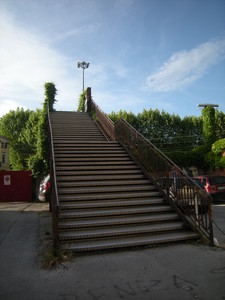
[77,61,90,92]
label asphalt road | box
[0,202,225,300]
[212,204,225,247]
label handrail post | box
[86,87,92,113]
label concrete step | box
[59,191,161,202]
[59,205,173,219]
[58,213,180,229]
[56,158,132,163]
[59,198,165,210]
[59,221,186,240]
[56,169,144,177]
[58,184,156,195]
[56,164,140,172]
[56,174,147,182]
[60,230,199,252]
[57,179,151,188]
[56,161,134,167]
[54,153,130,158]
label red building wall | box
[0,170,32,202]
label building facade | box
[0,136,10,171]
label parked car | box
[196,175,225,202]
[38,174,50,202]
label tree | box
[0,108,33,170]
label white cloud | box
[145,36,225,92]
[0,99,28,117]
[0,12,81,116]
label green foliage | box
[109,107,225,171]
[29,82,57,178]
[212,138,225,155]
[109,108,203,151]
[209,138,225,169]
[202,106,216,146]
[44,82,57,112]
[0,108,37,170]
[77,89,87,112]
[215,110,225,139]
[0,82,57,179]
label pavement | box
[0,202,225,300]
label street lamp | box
[77,61,90,92]
[197,104,219,108]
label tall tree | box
[0,108,32,170]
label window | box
[2,154,5,163]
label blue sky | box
[0,0,225,118]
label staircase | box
[50,111,199,252]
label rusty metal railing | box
[115,118,214,245]
[87,93,213,244]
[47,104,59,250]
[88,99,115,141]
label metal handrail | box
[89,100,115,140]
[115,118,213,244]
[88,96,213,244]
[47,104,59,249]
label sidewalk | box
[0,202,224,300]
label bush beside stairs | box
[50,111,199,252]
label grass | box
[39,211,74,269]
[41,243,74,270]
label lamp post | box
[77,61,89,92]
[197,104,219,108]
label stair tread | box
[58,185,156,195]
[56,165,139,171]
[61,231,199,252]
[56,170,144,176]
[56,161,137,167]
[57,179,151,187]
[59,198,165,209]
[59,221,186,239]
[56,174,146,182]
[59,191,161,201]
[58,213,180,228]
[59,205,173,219]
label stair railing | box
[47,104,59,250]
[115,118,214,245]
[88,99,115,141]
[87,93,213,245]
[86,87,115,140]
